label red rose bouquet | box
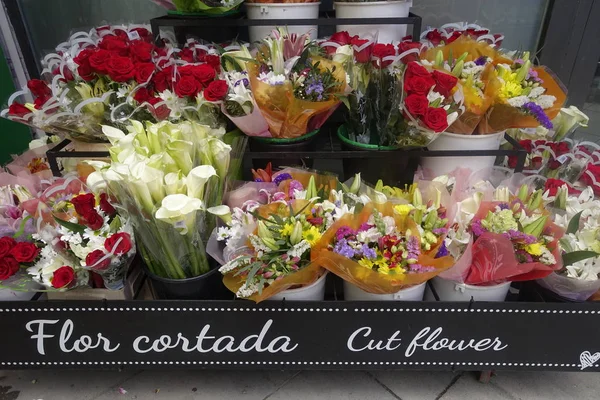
[421,23,504,49]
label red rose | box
[446,31,463,44]
[133,87,153,104]
[404,75,436,95]
[330,31,353,45]
[89,49,113,74]
[423,107,449,132]
[51,266,75,288]
[425,29,443,45]
[106,56,136,82]
[27,79,51,98]
[129,41,154,62]
[404,93,429,117]
[350,36,372,64]
[174,75,201,98]
[371,43,396,68]
[203,80,228,101]
[53,65,74,82]
[73,47,95,66]
[71,193,96,216]
[204,55,221,73]
[180,48,195,63]
[8,103,30,117]
[105,232,132,255]
[99,35,129,56]
[432,70,458,97]
[0,256,19,280]
[180,64,215,86]
[148,97,170,120]
[398,41,421,64]
[404,62,431,81]
[549,141,570,156]
[153,66,174,92]
[531,156,543,169]
[507,155,518,169]
[34,95,50,110]
[73,48,96,80]
[519,139,534,153]
[131,27,153,42]
[466,28,489,39]
[544,178,569,197]
[135,62,155,84]
[9,242,39,263]
[0,237,16,258]
[85,249,111,270]
[99,193,116,217]
[84,210,104,231]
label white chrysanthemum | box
[287,240,311,258]
[529,86,545,98]
[216,226,231,241]
[507,96,529,107]
[535,95,557,109]
[539,247,557,265]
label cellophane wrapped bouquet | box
[313,200,454,294]
[421,22,504,49]
[2,25,230,142]
[247,28,347,139]
[86,120,246,280]
[507,106,589,142]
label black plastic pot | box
[143,258,231,300]
[249,129,319,170]
[337,125,418,186]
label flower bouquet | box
[507,106,589,142]
[163,0,244,15]
[247,28,347,139]
[421,23,504,49]
[313,202,454,296]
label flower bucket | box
[337,125,417,185]
[334,0,412,43]
[246,3,321,43]
[249,129,319,169]
[343,281,425,301]
[143,259,231,300]
[425,276,511,302]
[268,271,328,301]
[420,131,505,177]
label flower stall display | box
[313,202,454,300]
[247,28,347,139]
[2,25,229,143]
[85,120,246,298]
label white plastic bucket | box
[334,1,412,43]
[425,276,511,302]
[420,131,505,177]
[344,280,425,301]
[246,3,321,43]
[268,271,328,301]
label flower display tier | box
[2,290,600,372]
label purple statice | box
[513,58,524,65]
[358,223,374,233]
[336,226,356,241]
[474,56,488,66]
[288,180,303,198]
[435,241,449,258]
[497,203,510,210]
[254,178,264,182]
[305,76,325,101]
[407,236,420,260]
[234,77,250,87]
[433,227,448,236]
[522,102,553,129]
[516,249,534,263]
[502,229,537,244]
[471,219,487,237]
[408,264,435,273]
[359,244,377,260]
[273,173,292,186]
[333,238,355,258]
[527,69,543,83]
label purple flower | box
[471,219,487,237]
[358,223,374,233]
[360,244,377,260]
[516,249,533,263]
[336,226,356,241]
[334,238,355,258]
[474,56,488,66]
[288,180,304,198]
[522,102,553,129]
[503,229,537,244]
[527,69,543,83]
[497,203,510,210]
[432,227,448,236]
[408,264,435,273]
[407,236,420,259]
[435,242,449,258]
[254,178,264,182]
[273,173,293,186]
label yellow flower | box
[358,258,374,269]
[280,223,294,237]
[302,226,322,246]
[377,266,390,275]
[394,204,415,217]
[524,243,543,256]
[499,81,523,100]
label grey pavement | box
[0,369,599,400]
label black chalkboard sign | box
[0,300,599,371]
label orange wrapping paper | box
[476,66,567,134]
[221,200,326,302]
[247,56,346,138]
[312,203,455,294]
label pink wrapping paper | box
[222,103,271,137]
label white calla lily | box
[86,171,107,194]
[130,162,166,205]
[102,125,128,146]
[187,165,217,200]
[166,140,195,175]
[164,171,187,195]
[155,194,205,235]
[208,205,232,225]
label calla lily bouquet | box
[86,120,246,279]
[507,106,589,142]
